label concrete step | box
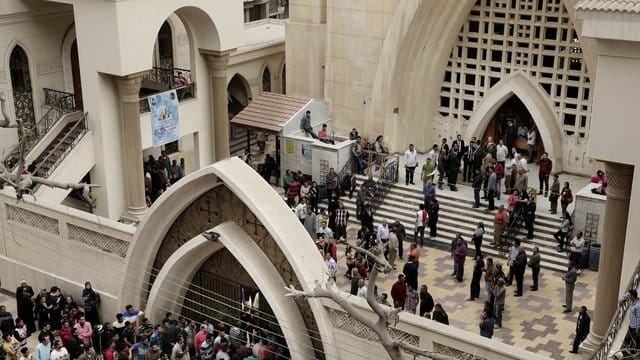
[343,176,569,272]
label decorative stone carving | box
[116,75,143,102]
[204,52,230,73]
[153,184,325,358]
[604,162,634,200]
[432,343,486,360]
[6,205,60,235]
[37,58,63,75]
[68,224,129,257]
[326,307,420,346]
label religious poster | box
[301,143,312,165]
[149,89,180,147]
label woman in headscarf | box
[82,282,101,326]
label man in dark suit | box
[453,134,465,162]
[570,306,591,354]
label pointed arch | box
[61,24,77,94]
[465,71,564,169]
[5,40,38,126]
[261,64,272,92]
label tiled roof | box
[230,92,311,133]
[575,0,640,13]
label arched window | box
[156,21,174,69]
[9,45,35,127]
[262,67,271,92]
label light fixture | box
[202,231,220,242]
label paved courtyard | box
[334,225,596,360]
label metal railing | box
[4,89,77,170]
[360,150,399,215]
[590,259,640,359]
[32,113,89,179]
[139,67,195,113]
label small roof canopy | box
[230,92,311,133]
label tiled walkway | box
[334,225,596,359]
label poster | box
[285,139,295,155]
[301,143,312,166]
[149,89,180,147]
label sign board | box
[149,89,180,147]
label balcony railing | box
[590,259,640,359]
[139,67,195,113]
[4,89,78,170]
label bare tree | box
[0,93,98,212]
[285,242,465,360]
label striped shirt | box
[630,299,640,329]
[335,208,349,226]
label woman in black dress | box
[35,295,50,330]
[82,282,101,326]
[468,255,485,301]
[419,285,434,317]
[15,280,36,333]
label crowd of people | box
[144,151,186,206]
[1,280,289,360]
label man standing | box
[569,231,585,273]
[463,138,476,182]
[299,110,318,139]
[472,169,483,208]
[479,310,495,339]
[623,290,640,350]
[490,205,509,246]
[423,180,436,201]
[505,119,517,150]
[390,275,407,309]
[425,145,439,168]
[527,128,537,162]
[453,134,465,163]
[333,202,349,241]
[295,198,307,224]
[524,197,536,239]
[377,219,390,259]
[390,220,406,260]
[537,153,553,197]
[514,168,528,193]
[563,261,578,313]
[447,148,460,191]
[570,306,591,354]
[352,137,366,174]
[493,278,506,329]
[35,335,52,360]
[303,206,317,240]
[325,167,338,202]
[421,158,436,186]
[528,246,541,291]
[402,256,419,291]
[513,247,527,297]
[486,166,497,211]
[496,140,508,168]
[404,144,418,185]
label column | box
[201,49,233,163]
[116,72,147,218]
[582,161,634,352]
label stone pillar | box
[116,72,147,218]
[582,161,634,352]
[201,49,233,163]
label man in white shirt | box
[295,198,307,223]
[516,153,528,172]
[569,231,586,274]
[504,153,516,194]
[496,140,508,167]
[317,221,334,240]
[404,144,418,185]
[377,219,390,245]
[357,279,368,298]
[325,253,337,282]
[527,129,537,163]
[426,144,439,167]
[50,340,69,360]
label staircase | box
[342,175,568,272]
[32,112,88,178]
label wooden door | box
[71,40,83,110]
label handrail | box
[589,259,640,359]
[358,150,399,216]
[4,91,77,170]
[32,113,88,179]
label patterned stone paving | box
[336,225,596,359]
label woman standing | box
[454,236,468,282]
[82,282,101,326]
[468,255,485,301]
[560,182,573,217]
[471,222,485,256]
[419,285,434,317]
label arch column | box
[116,72,148,218]
[202,49,234,162]
[582,161,634,352]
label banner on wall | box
[149,89,180,147]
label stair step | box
[344,175,570,272]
